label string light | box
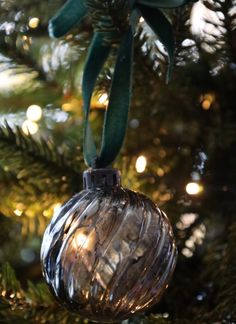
[135,155,147,173]
[62,103,72,111]
[186,182,202,195]
[98,93,108,105]
[182,247,193,258]
[62,98,81,111]
[182,223,206,258]
[22,120,39,135]
[202,99,211,110]
[177,213,199,230]
[157,167,165,177]
[200,93,215,110]
[97,93,109,108]
[29,17,40,29]
[26,104,42,122]
[14,209,23,217]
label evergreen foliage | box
[0,0,235,323]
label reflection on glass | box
[41,187,177,322]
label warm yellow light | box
[182,247,193,258]
[62,103,72,111]
[14,209,23,217]
[177,213,199,230]
[202,99,211,110]
[29,17,40,29]
[139,17,144,23]
[43,209,51,218]
[157,168,165,177]
[159,193,172,202]
[201,93,215,110]
[1,290,6,297]
[62,98,81,111]
[204,94,215,102]
[73,232,89,249]
[16,203,25,210]
[98,93,108,106]
[26,104,42,121]
[135,155,147,173]
[22,120,39,135]
[186,182,202,195]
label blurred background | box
[0,0,235,323]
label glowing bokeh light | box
[22,120,39,135]
[26,105,43,122]
[29,17,40,29]
[202,100,211,110]
[62,103,72,111]
[201,93,215,110]
[186,182,202,195]
[72,232,90,250]
[135,156,147,173]
[14,209,23,217]
[98,93,108,106]
[157,168,165,177]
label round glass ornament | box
[41,169,177,323]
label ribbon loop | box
[97,27,134,167]
[48,0,87,38]
[48,0,198,168]
[82,33,111,167]
[82,29,134,168]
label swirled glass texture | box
[41,186,177,322]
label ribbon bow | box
[49,0,197,168]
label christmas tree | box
[0,0,236,323]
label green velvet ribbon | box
[49,0,197,168]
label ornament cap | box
[83,168,121,189]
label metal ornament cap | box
[41,169,177,323]
[83,168,121,189]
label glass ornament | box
[41,169,177,323]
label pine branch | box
[133,4,196,83]
[0,122,82,177]
[0,31,59,88]
[135,26,166,79]
[0,263,175,324]
[171,7,197,64]
[199,0,236,64]
[205,223,236,322]
[0,263,85,323]
[0,0,64,27]
[0,123,83,233]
